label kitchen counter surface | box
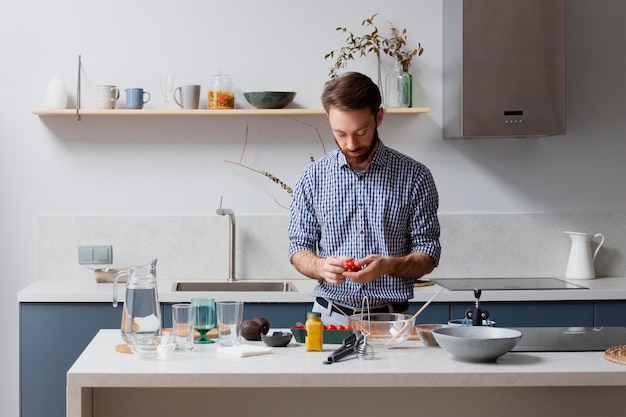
[17,276,626,303]
[67,329,626,417]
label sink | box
[173,281,298,292]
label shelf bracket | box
[76,54,82,122]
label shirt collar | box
[336,141,388,172]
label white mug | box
[174,85,201,109]
[96,85,120,109]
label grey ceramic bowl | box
[432,326,522,362]
[243,91,296,109]
[261,331,292,347]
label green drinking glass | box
[192,298,216,344]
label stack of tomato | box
[291,323,350,331]
[291,322,353,344]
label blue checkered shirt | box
[288,142,441,308]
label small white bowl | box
[128,334,176,359]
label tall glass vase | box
[384,61,410,108]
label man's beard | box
[337,129,380,167]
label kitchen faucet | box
[216,198,236,282]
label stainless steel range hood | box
[443,0,566,138]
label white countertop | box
[69,329,626,388]
[66,329,626,417]
[17,276,626,303]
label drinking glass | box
[159,74,175,109]
[192,298,216,344]
[216,300,244,346]
[172,303,195,351]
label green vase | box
[408,73,413,108]
[384,61,410,108]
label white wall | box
[3,1,626,415]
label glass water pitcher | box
[112,259,162,342]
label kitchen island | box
[20,277,626,417]
[69,329,626,417]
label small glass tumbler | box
[159,74,175,109]
[172,303,195,351]
[216,300,244,346]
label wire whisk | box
[356,296,375,360]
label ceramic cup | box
[125,88,150,109]
[96,85,120,109]
[173,85,201,109]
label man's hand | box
[343,252,436,283]
[321,256,353,284]
[342,255,385,284]
[291,251,352,284]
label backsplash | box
[38,212,626,281]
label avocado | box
[241,319,263,341]
[253,316,270,335]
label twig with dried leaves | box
[223,118,326,202]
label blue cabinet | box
[450,301,596,327]
[595,301,626,326]
[19,303,122,417]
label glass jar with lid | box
[208,73,235,109]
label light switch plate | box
[78,245,113,264]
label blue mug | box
[125,88,151,109]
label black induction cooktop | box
[431,277,588,291]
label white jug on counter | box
[565,231,605,280]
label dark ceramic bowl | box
[243,91,296,109]
[261,331,293,347]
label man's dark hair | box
[321,72,381,116]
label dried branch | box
[223,159,293,196]
[286,116,327,154]
[223,118,326,205]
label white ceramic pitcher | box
[565,231,605,280]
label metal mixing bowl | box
[433,326,522,362]
[348,313,416,348]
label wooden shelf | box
[32,107,430,117]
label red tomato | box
[326,324,337,330]
[346,259,361,272]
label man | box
[288,72,441,325]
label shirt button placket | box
[357,174,366,255]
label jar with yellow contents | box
[208,73,235,109]
[305,312,323,351]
